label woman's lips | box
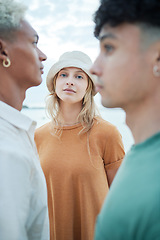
[63,88,76,93]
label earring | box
[3,58,11,68]
[153,65,160,77]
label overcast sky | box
[19,0,100,106]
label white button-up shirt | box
[0,101,49,240]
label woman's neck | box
[58,102,82,126]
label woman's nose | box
[66,78,74,86]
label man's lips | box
[95,84,103,92]
[63,88,76,93]
[40,67,44,74]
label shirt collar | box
[0,101,37,132]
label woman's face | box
[5,20,47,90]
[55,67,88,104]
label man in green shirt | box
[90,0,160,239]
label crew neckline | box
[53,122,82,130]
[131,131,160,151]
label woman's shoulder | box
[94,116,117,129]
[35,122,52,136]
[93,116,121,137]
[92,117,122,140]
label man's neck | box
[0,84,25,111]
[125,99,160,144]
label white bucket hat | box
[46,51,97,95]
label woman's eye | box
[76,75,83,79]
[60,73,67,77]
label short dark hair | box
[93,0,160,38]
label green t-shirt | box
[94,132,160,240]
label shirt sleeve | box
[0,148,31,240]
[103,126,125,185]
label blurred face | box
[55,67,88,104]
[90,23,155,110]
[6,20,47,89]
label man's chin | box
[26,79,42,90]
[101,98,118,109]
[33,78,43,87]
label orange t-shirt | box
[35,117,125,240]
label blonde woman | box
[35,51,125,240]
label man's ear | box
[152,43,160,77]
[0,38,8,61]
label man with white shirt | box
[0,0,49,239]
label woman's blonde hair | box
[46,71,99,135]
